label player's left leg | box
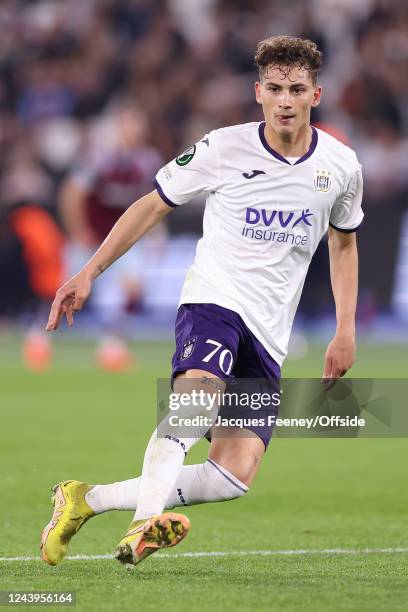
[85,425,265,517]
[40,481,95,566]
[86,458,249,515]
[86,428,264,516]
[207,425,266,487]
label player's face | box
[255,65,321,138]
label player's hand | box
[322,332,355,389]
[46,272,92,332]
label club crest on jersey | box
[176,145,196,166]
[181,337,197,360]
[314,169,332,192]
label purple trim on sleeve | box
[153,178,178,208]
[329,220,363,234]
[258,122,318,165]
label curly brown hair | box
[254,35,322,85]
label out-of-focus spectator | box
[59,103,163,369]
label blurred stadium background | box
[0,0,408,368]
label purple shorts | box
[171,303,281,448]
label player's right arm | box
[46,190,171,331]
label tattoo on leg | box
[200,376,224,392]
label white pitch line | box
[1,547,408,562]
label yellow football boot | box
[115,512,190,567]
[40,480,95,565]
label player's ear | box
[311,85,322,108]
[255,81,263,105]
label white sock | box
[132,429,198,520]
[131,391,220,520]
[86,459,248,513]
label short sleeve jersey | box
[154,122,364,366]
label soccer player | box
[41,36,363,567]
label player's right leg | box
[114,367,225,567]
[114,512,191,567]
[113,304,241,568]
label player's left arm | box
[323,227,358,379]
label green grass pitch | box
[0,336,407,611]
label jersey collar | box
[258,122,318,165]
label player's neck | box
[264,123,313,159]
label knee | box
[222,465,252,493]
[208,428,265,488]
[210,447,263,489]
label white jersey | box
[154,122,364,366]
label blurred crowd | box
[1,0,408,326]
